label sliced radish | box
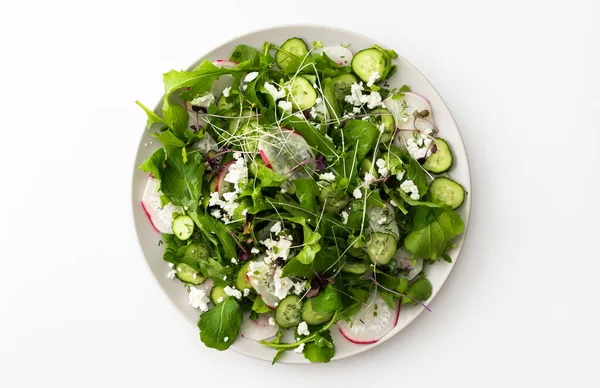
[141,177,182,234]
[196,278,214,296]
[240,313,279,341]
[257,129,315,178]
[184,100,209,130]
[214,161,234,195]
[210,60,236,97]
[246,271,279,309]
[338,290,400,344]
[383,92,435,150]
[315,46,353,66]
[395,249,423,281]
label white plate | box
[131,24,471,364]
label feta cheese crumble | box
[366,71,380,87]
[344,82,383,109]
[297,321,310,336]
[353,187,363,199]
[319,172,336,181]
[251,247,260,254]
[188,286,210,311]
[190,93,215,108]
[278,100,292,113]
[341,211,349,225]
[270,221,282,234]
[222,87,231,97]
[224,286,242,300]
[376,158,389,177]
[167,269,176,279]
[243,288,250,297]
[377,216,387,225]
[223,336,229,342]
[268,317,276,326]
[364,172,377,185]
[264,82,286,100]
[295,343,305,353]
[244,72,259,82]
[400,179,420,200]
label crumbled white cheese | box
[324,134,333,141]
[242,85,248,91]
[190,93,215,108]
[222,87,231,97]
[244,72,259,82]
[209,191,239,222]
[298,321,310,336]
[224,286,242,300]
[273,267,294,299]
[217,296,224,303]
[353,106,361,113]
[366,71,380,87]
[243,288,250,297]
[261,234,293,264]
[365,91,382,109]
[223,336,229,342]
[377,216,387,225]
[278,100,293,113]
[268,317,276,326]
[264,82,286,100]
[406,132,435,160]
[251,247,260,254]
[396,170,405,180]
[344,82,383,109]
[315,97,322,104]
[270,221,282,234]
[293,281,307,295]
[341,211,349,225]
[310,106,318,119]
[167,269,176,279]
[168,263,174,268]
[188,286,210,311]
[223,275,227,280]
[224,153,248,192]
[376,158,389,177]
[231,257,238,264]
[364,172,377,185]
[353,187,363,199]
[319,172,336,181]
[211,208,222,219]
[295,343,306,354]
[400,179,420,200]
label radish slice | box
[383,92,435,150]
[214,161,234,195]
[338,291,400,344]
[315,46,353,66]
[210,60,236,97]
[195,278,214,296]
[247,273,279,308]
[257,129,315,178]
[240,313,279,340]
[395,249,423,281]
[141,177,182,234]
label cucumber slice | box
[288,76,317,110]
[184,243,210,261]
[370,108,395,143]
[343,260,370,275]
[423,138,453,173]
[301,298,334,325]
[351,48,386,83]
[172,215,194,240]
[429,177,465,209]
[331,73,358,102]
[175,263,205,285]
[210,285,228,305]
[275,295,303,328]
[235,261,253,292]
[276,37,309,70]
[366,232,397,265]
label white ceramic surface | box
[131,24,471,364]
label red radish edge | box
[140,201,161,233]
[259,150,272,169]
[215,161,233,192]
[339,301,401,345]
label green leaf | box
[161,147,205,213]
[322,78,341,120]
[403,157,428,197]
[303,330,334,363]
[135,100,168,128]
[282,245,339,278]
[293,178,319,214]
[162,99,189,132]
[229,44,261,66]
[402,278,432,305]
[404,206,464,260]
[281,117,337,160]
[189,212,238,260]
[199,257,233,281]
[378,290,396,309]
[251,296,271,314]
[152,130,185,149]
[198,298,243,351]
[257,164,287,187]
[333,119,380,181]
[139,148,165,181]
[311,284,343,314]
[161,233,186,264]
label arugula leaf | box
[229,44,261,66]
[198,298,243,351]
[282,245,338,278]
[321,78,341,120]
[404,206,464,260]
[303,329,334,363]
[311,284,343,314]
[161,147,205,213]
[251,296,271,314]
[257,164,287,187]
[139,148,165,181]
[152,130,185,148]
[199,257,233,281]
[189,212,238,260]
[293,178,319,214]
[135,100,168,128]
[283,216,322,265]
[162,233,186,264]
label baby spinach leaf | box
[189,212,237,260]
[139,148,165,181]
[229,44,261,66]
[311,284,343,315]
[404,206,464,260]
[281,245,338,278]
[198,298,243,351]
[161,147,205,213]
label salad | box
[136,37,466,363]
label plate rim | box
[130,23,472,364]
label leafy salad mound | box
[137,37,466,364]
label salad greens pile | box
[137,37,466,363]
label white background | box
[1,0,598,386]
